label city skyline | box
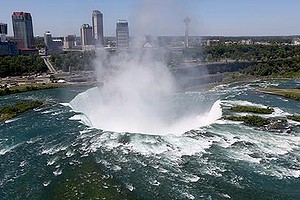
[1,0,300,37]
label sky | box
[1,0,300,37]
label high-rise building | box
[0,23,8,42]
[12,12,34,49]
[44,31,52,52]
[183,17,191,48]
[63,35,76,49]
[0,22,18,56]
[116,20,129,49]
[80,24,93,46]
[92,10,104,46]
[0,41,18,56]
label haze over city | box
[1,0,300,37]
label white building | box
[92,10,104,46]
[80,23,93,46]
[116,20,129,49]
[63,35,76,49]
[292,38,300,45]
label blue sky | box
[1,0,300,37]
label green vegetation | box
[287,115,300,122]
[0,84,58,96]
[50,51,96,71]
[35,36,46,49]
[259,88,300,101]
[2,39,300,78]
[184,44,300,63]
[242,57,300,78]
[224,115,270,126]
[182,44,300,78]
[0,55,47,77]
[231,105,274,114]
[0,101,43,121]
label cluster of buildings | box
[77,10,129,51]
[0,10,130,56]
[0,22,19,56]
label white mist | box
[69,49,221,135]
[69,0,221,135]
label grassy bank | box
[287,115,300,122]
[224,115,270,126]
[258,88,300,101]
[231,105,274,114]
[0,101,43,121]
[0,83,59,96]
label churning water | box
[0,79,300,199]
[69,87,222,135]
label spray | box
[69,0,221,135]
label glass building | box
[116,20,129,49]
[0,23,8,42]
[80,24,93,46]
[12,12,34,49]
[92,10,104,46]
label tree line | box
[0,55,47,77]
[182,44,300,77]
[183,44,300,62]
[242,57,300,77]
[50,51,96,72]
[1,43,300,78]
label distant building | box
[0,23,7,34]
[183,17,191,48]
[75,36,82,46]
[241,39,253,45]
[12,12,34,49]
[292,38,300,45]
[80,24,93,46]
[44,31,52,53]
[116,20,129,48]
[92,10,104,46]
[143,35,153,48]
[206,39,220,46]
[51,38,63,52]
[63,35,76,49]
[19,48,38,55]
[0,23,8,42]
[0,41,18,56]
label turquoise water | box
[0,80,299,199]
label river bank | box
[0,101,43,121]
[257,88,300,101]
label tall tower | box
[0,23,8,42]
[92,10,104,46]
[80,24,93,46]
[44,31,52,53]
[184,17,191,48]
[12,12,34,49]
[116,20,129,49]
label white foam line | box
[0,142,23,155]
[4,117,20,124]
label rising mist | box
[69,0,221,135]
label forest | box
[1,41,300,78]
[183,44,300,62]
[0,55,47,77]
[182,44,300,77]
[50,51,96,72]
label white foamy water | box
[69,87,222,135]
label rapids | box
[0,79,299,199]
